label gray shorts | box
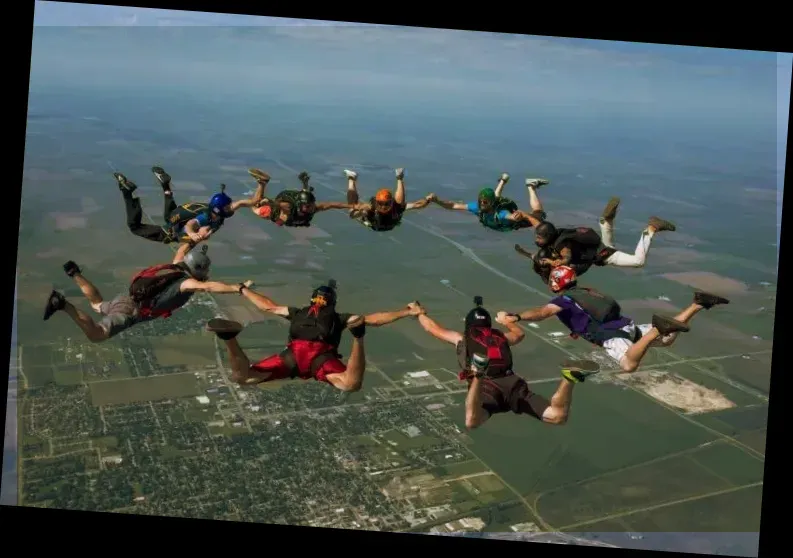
[97,295,143,338]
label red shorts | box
[250,340,346,384]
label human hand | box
[407,301,426,316]
[242,280,254,289]
[496,311,518,325]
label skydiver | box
[116,166,269,262]
[43,246,250,342]
[498,265,730,373]
[343,168,433,231]
[206,281,426,392]
[432,174,550,232]
[514,198,677,284]
[251,171,356,227]
[415,295,600,429]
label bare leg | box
[658,303,704,346]
[394,168,406,205]
[62,302,109,342]
[344,169,360,216]
[540,379,575,425]
[465,377,490,430]
[494,173,510,198]
[527,185,543,213]
[71,273,104,312]
[326,337,366,392]
[621,329,663,372]
[222,338,259,384]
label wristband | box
[511,313,522,322]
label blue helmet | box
[209,187,233,218]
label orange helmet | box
[374,189,394,213]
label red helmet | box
[549,266,576,292]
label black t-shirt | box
[286,306,353,348]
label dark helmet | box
[310,279,337,308]
[534,221,558,247]
[182,245,211,280]
[209,185,234,218]
[477,188,496,212]
[464,295,492,330]
[296,188,317,215]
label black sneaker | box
[43,290,66,321]
[651,315,690,336]
[114,172,137,194]
[206,318,243,341]
[63,260,81,277]
[152,166,172,189]
[693,290,730,309]
[561,359,600,383]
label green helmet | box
[478,188,496,211]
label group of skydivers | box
[44,166,730,429]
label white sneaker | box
[344,169,358,180]
[500,173,510,183]
[526,178,550,189]
[395,168,405,179]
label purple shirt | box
[549,295,632,334]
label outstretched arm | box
[500,304,563,324]
[239,285,290,317]
[417,314,463,346]
[404,195,434,211]
[180,278,245,294]
[507,210,543,228]
[433,197,470,211]
[365,302,424,326]
[315,201,357,212]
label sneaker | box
[43,290,66,321]
[648,216,676,233]
[248,168,271,183]
[526,178,550,189]
[395,168,405,180]
[151,166,171,189]
[601,197,621,223]
[500,172,510,183]
[63,261,81,277]
[113,172,137,194]
[651,315,690,336]
[693,291,730,309]
[561,359,600,383]
[206,318,243,341]
[344,169,358,180]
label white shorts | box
[602,323,662,364]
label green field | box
[89,374,202,406]
[151,332,218,368]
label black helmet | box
[296,188,316,215]
[464,295,492,330]
[534,221,558,247]
[310,279,337,308]
[182,245,211,280]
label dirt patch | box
[81,197,101,214]
[661,271,749,295]
[615,371,736,415]
[51,212,87,230]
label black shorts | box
[469,373,550,420]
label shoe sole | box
[43,290,64,321]
[206,318,243,334]
[248,169,270,181]
[652,315,690,335]
[602,197,621,220]
[693,290,730,307]
[649,217,676,232]
[561,359,600,373]
[526,179,549,189]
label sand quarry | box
[615,370,736,415]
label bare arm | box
[315,201,356,212]
[502,322,526,346]
[417,314,463,346]
[516,304,563,322]
[365,302,423,327]
[180,279,241,294]
[231,180,266,210]
[172,242,193,265]
[404,196,432,211]
[239,286,290,317]
[433,198,469,211]
[507,210,543,228]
